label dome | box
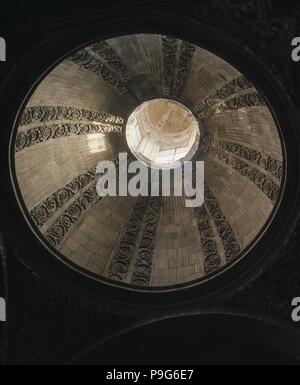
[125,98,200,168]
[12,33,283,289]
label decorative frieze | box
[106,197,149,282]
[131,197,161,286]
[15,122,121,152]
[194,76,252,116]
[162,36,195,98]
[161,35,177,97]
[210,139,283,181]
[219,92,266,112]
[68,49,129,94]
[30,168,97,228]
[196,91,265,119]
[90,41,130,81]
[194,205,221,275]
[204,186,241,262]
[44,185,99,248]
[171,41,196,98]
[19,106,124,127]
[208,147,280,204]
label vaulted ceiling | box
[13,34,283,288]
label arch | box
[70,311,300,365]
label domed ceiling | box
[12,34,284,289]
[126,98,200,167]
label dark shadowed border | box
[0,12,299,313]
